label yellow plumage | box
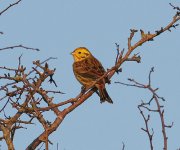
[71,47,113,104]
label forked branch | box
[115,68,173,150]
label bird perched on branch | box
[71,47,113,104]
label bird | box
[71,47,113,104]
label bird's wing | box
[73,56,106,80]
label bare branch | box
[26,57,57,76]
[115,43,120,65]
[46,90,65,94]
[121,142,125,150]
[0,45,40,51]
[116,68,171,150]
[169,3,180,11]
[138,106,154,150]
[0,0,23,16]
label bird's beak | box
[70,51,74,55]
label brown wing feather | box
[73,56,105,80]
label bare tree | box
[0,2,179,150]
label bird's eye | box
[78,52,81,54]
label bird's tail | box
[98,87,113,104]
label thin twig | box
[0,45,40,51]
[169,3,180,11]
[115,43,120,65]
[0,0,23,16]
[46,90,65,94]
[122,142,125,150]
[26,57,57,76]
[116,68,171,150]
[138,106,154,150]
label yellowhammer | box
[71,47,113,104]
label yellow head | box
[71,47,92,62]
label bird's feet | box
[81,86,86,94]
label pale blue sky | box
[0,0,180,150]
